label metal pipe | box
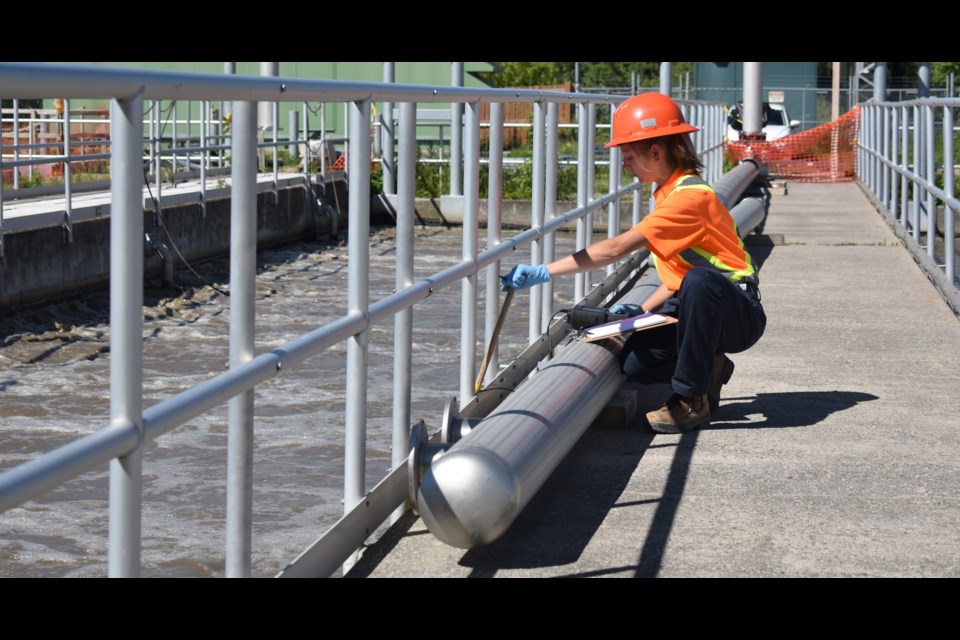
[108,89,145,578]
[418,340,624,548]
[659,62,672,97]
[226,100,257,578]
[742,62,764,138]
[146,233,175,289]
[391,101,416,523]
[459,101,480,409]
[918,62,931,99]
[529,102,545,343]
[258,62,278,129]
[484,103,504,386]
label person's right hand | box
[610,303,644,316]
[500,264,551,291]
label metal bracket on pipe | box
[440,396,484,444]
[407,420,451,514]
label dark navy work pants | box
[619,268,767,397]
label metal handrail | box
[857,98,960,315]
[0,61,726,577]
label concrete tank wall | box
[0,177,354,312]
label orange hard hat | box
[605,92,699,148]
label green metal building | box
[47,61,497,139]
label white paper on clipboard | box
[578,312,677,342]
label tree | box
[484,62,694,90]
[483,62,574,88]
[932,62,960,86]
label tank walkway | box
[346,181,960,578]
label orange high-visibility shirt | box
[635,167,757,291]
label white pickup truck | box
[726,102,801,142]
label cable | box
[142,164,231,297]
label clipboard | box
[577,312,677,342]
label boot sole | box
[648,414,711,434]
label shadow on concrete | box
[711,390,879,430]
[453,424,656,575]
[445,389,876,578]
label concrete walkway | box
[346,181,960,578]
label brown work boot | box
[646,393,710,434]
[708,354,735,416]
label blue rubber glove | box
[610,303,644,316]
[500,264,551,291]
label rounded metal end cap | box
[417,446,521,549]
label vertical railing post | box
[63,99,73,242]
[881,105,890,207]
[319,102,327,175]
[344,97,372,572]
[871,104,880,193]
[12,99,20,191]
[944,104,955,285]
[301,103,309,176]
[391,101,416,524]
[459,100,480,409]
[484,102,504,386]
[226,101,257,578]
[172,100,179,174]
[900,105,909,228]
[575,102,588,301]
[912,104,921,243]
[108,88,145,578]
[529,101,545,343]
[632,177,642,227]
[288,109,299,160]
[450,62,464,197]
[607,103,621,277]
[584,103,597,291]
[154,100,162,216]
[200,100,208,216]
[382,62,396,195]
[925,102,936,260]
[272,101,280,203]
[890,105,899,220]
[943,105,957,283]
[541,101,558,331]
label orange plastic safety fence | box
[726,106,861,183]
